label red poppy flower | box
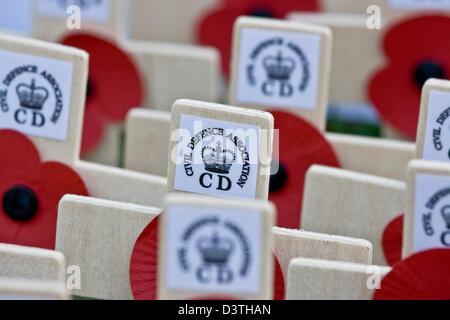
[0,130,89,249]
[268,111,340,229]
[61,33,144,154]
[382,215,404,266]
[373,249,450,300]
[369,15,450,139]
[129,216,285,300]
[197,0,320,77]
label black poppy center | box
[414,61,446,89]
[86,76,95,100]
[2,186,39,222]
[248,7,275,18]
[269,160,287,193]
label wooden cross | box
[56,194,161,299]
[301,165,405,266]
[167,99,274,200]
[0,243,65,283]
[0,278,69,300]
[158,193,275,299]
[286,258,391,300]
[228,16,332,131]
[403,159,450,258]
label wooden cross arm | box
[75,160,167,208]
[326,133,415,181]
[0,278,70,300]
[0,243,65,283]
[273,226,373,277]
[286,258,391,300]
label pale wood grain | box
[286,258,391,300]
[55,194,161,300]
[301,165,405,266]
[0,243,65,283]
[273,227,373,278]
[0,278,70,300]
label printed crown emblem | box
[441,205,450,229]
[263,51,296,81]
[202,141,236,174]
[197,233,234,265]
[16,79,49,110]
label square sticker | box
[0,49,73,141]
[413,174,450,253]
[422,90,450,161]
[236,27,321,110]
[165,205,262,295]
[37,0,110,21]
[389,0,450,9]
[174,114,260,200]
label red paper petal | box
[130,216,286,300]
[384,15,450,65]
[0,130,89,249]
[268,111,340,229]
[61,33,144,122]
[373,249,450,300]
[196,0,320,77]
[382,215,404,267]
[130,216,159,301]
[80,99,107,154]
[368,15,450,139]
[369,64,420,138]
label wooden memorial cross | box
[56,195,161,299]
[273,227,373,277]
[33,0,126,42]
[228,16,332,131]
[0,278,69,300]
[301,165,405,266]
[403,159,450,258]
[157,193,275,300]
[286,258,391,300]
[167,99,273,201]
[0,32,168,252]
[0,243,65,283]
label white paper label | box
[0,49,73,141]
[389,0,450,9]
[174,115,260,200]
[165,205,262,295]
[0,294,54,300]
[422,90,450,161]
[413,174,450,253]
[37,0,110,21]
[236,28,321,110]
[0,0,32,35]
